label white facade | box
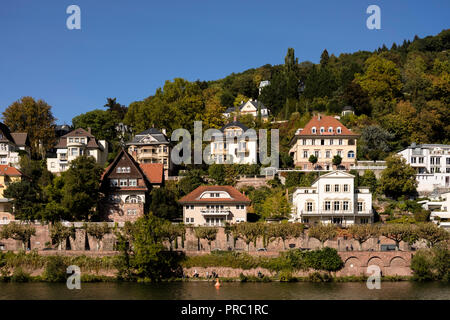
[223,99,269,122]
[210,122,258,165]
[47,128,108,173]
[420,192,450,230]
[291,171,373,226]
[398,144,450,193]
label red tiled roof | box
[178,185,251,204]
[139,163,164,184]
[0,165,22,176]
[297,115,358,136]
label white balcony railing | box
[200,209,230,216]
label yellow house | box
[0,165,23,224]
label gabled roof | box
[296,115,358,136]
[100,149,163,187]
[0,165,22,177]
[224,100,269,114]
[54,128,104,150]
[311,170,355,185]
[178,185,251,204]
[0,122,16,144]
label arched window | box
[320,127,325,134]
[336,127,342,134]
[311,127,317,134]
[125,195,142,204]
[347,151,355,158]
[328,127,333,133]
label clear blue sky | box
[1,0,449,124]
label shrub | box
[42,256,68,282]
[279,270,297,282]
[11,267,31,283]
[411,250,434,281]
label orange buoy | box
[214,278,221,288]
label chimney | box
[161,128,166,135]
[318,114,321,121]
[233,115,237,122]
[87,127,92,134]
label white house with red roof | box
[289,115,359,170]
[47,128,108,173]
[178,185,251,226]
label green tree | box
[348,224,379,250]
[307,224,338,248]
[260,192,292,220]
[358,125,393,160]
[360,170,378,193]
[61,156,104,221]
[194,227,218,251]
[161,223,185,251]
[178,169,205,195]
[380,223,417,250]
[308,155,318,168]
[236,222,264,252]
[208,164,226,185]
[417,223,450,248]
[332,155,342,168]
[378,155,417,200]
[305,247,344,275]
[85,222,111,251]
[2,96,56,158]
[50,222,75,250]
[149,187,180,221]
[0,222,36,250]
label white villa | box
[178,185,251,227]
[419,192,450,230]
[291,171,373,226]
[0,122,30,167]
[223,99,269,122]
[397,143,450,193]
[47,128,108,173]
[209,120,258,165]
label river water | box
[0,281,449,300]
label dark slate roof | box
[342,105,354,111]
[10,133,29,147]
[220,121,249,132]
[0,122,15,144]
[127,128,169,145]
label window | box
[358,202,363,212]
[129,179,137,186]
[419,157,424,164]
[69,138,73,143]
[326,150,331,158]
[303,151,308,158]
[325,201,331,211]
[125,195,141,204]
[334,201,340,211]
[51,162,55,168]
[329,139,333,145]
[328,127,333,133]
[110,179,118,187]
[320,127,325,134]
[70,148,78,156]
[325,184,330,192]
[337,127,341,134]
[307,202,313,212]
[347,151,355,158]
[120,179,128,186]
[344,184,349,192]
[127,209,137,216]
[186,218,190,223]
[334,184,339,192]
[446,158,450,165]
[190,218,194,223]
[314,151,319,158]
[311,139,315,145]
[311,127,316,134]
[411,157,416,164]
[360,218,369,224]
[337,150,342,156]
[343,201,349,211]
[338,139,343,145]
[321,139,325,145]
[302,139,306,145]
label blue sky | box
[0,0,449,124]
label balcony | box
[200,209,231,216]
[300,210,372,216]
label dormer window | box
[337,127,342,134]
[311,127,317,134]
[328,127,333,133]
[320,127,325,134]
